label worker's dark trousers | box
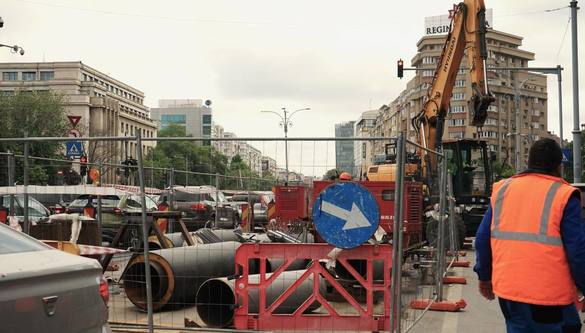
[498,298,581,333]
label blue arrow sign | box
[562,148,572,165]
[312,182,380,249]
[65,141,83,157]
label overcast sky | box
[1,0,583,176]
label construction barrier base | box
[410,299,467,312]
[447,251,467,257]
[443,276,467,284]
[451,260,471,267]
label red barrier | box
[234,243,392,331]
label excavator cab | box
[443,139,492,236]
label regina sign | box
[424,8,493,36]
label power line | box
[498,5,570,18]
[556,17,572,63]
[13,0,279,26]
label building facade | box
[335,121,355,173]
[373,28,549,171]
[0,61,157,183]
[353,110,378,178]
[261,156,277,177]
[150,99,212,143]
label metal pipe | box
[196,270,325,328]
[135,131,154,332]
[570,0,582,183]
[436,156,448,301]
[395,134,406,330]
[122,242,257,311]
[7,152,14,217]
[390,132,405,333]
[23,138,29,234]
[558,65,564,177]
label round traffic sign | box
[312,182,380,249]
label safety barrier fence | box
[0,134,471,332]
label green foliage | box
[492,161,515,181]
[0,91,69,185]
[145,125,273,190]
[323,168,341,180]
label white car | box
[0,223,111,333]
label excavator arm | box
[413,0,495,178]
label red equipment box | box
[272,185,312,222]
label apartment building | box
[353,110,378,178]
[373,27,548,170]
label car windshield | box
[0,224,50,254]
[69,195,120,207]
[1,195,48,217]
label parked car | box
[0,194,50,223]
[0,223,111,333]
[30,193,78,215]
[160,186,239,230]
[229,191,274,224]
[67,193,159,247]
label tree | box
[492,161,515,181]
[145,124,230,188]
[0,91,69,185]
[323,168,341,180]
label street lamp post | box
[261,107,310,184]
[513,77,533,173]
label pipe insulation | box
[196,270,326,328]
[122,241,258,311]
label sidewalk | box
[410,251,505,333]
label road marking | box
[321,201,371,230]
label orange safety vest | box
[490,173,579,306]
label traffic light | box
[397,59,404,78]
[80,154,88,177]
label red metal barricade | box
[234,243,392,331]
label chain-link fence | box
[0,134,469,332]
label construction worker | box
[474,138,585,332]
[339,172,352,181]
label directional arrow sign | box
[321,201,370,230]
[312,182,379,249]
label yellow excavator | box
[367,0,496,241]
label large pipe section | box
[334,259,386,281]
[122,241,258,311]
[196,270,325,328]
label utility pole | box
[570,0,582,182]
[261,107,310,184]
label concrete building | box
[373,25,549,171]
[151,99,212,143]
[353,110,378,178]
[240,143,263,175]
[0,61,157,183]
[334,121,355,173]
[261,156,277,177]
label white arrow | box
[321,201,371,230]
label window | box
[3,72,17,81]
[479,131,498,139]
[22,72,36,81]
[532,110,540,117]
[532,122,540,129]
[458,68,466,75]
[202,126,212,135]
[452,92,465,100]
[485,118,498,126]
[161,114,187,129]
[455,80,466,87]
[451,105,465,113]
[422,57,437,65]
[422,70,435,77]
[448,118,465,126]
[449,131,464,139]
[202,114,212,125]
